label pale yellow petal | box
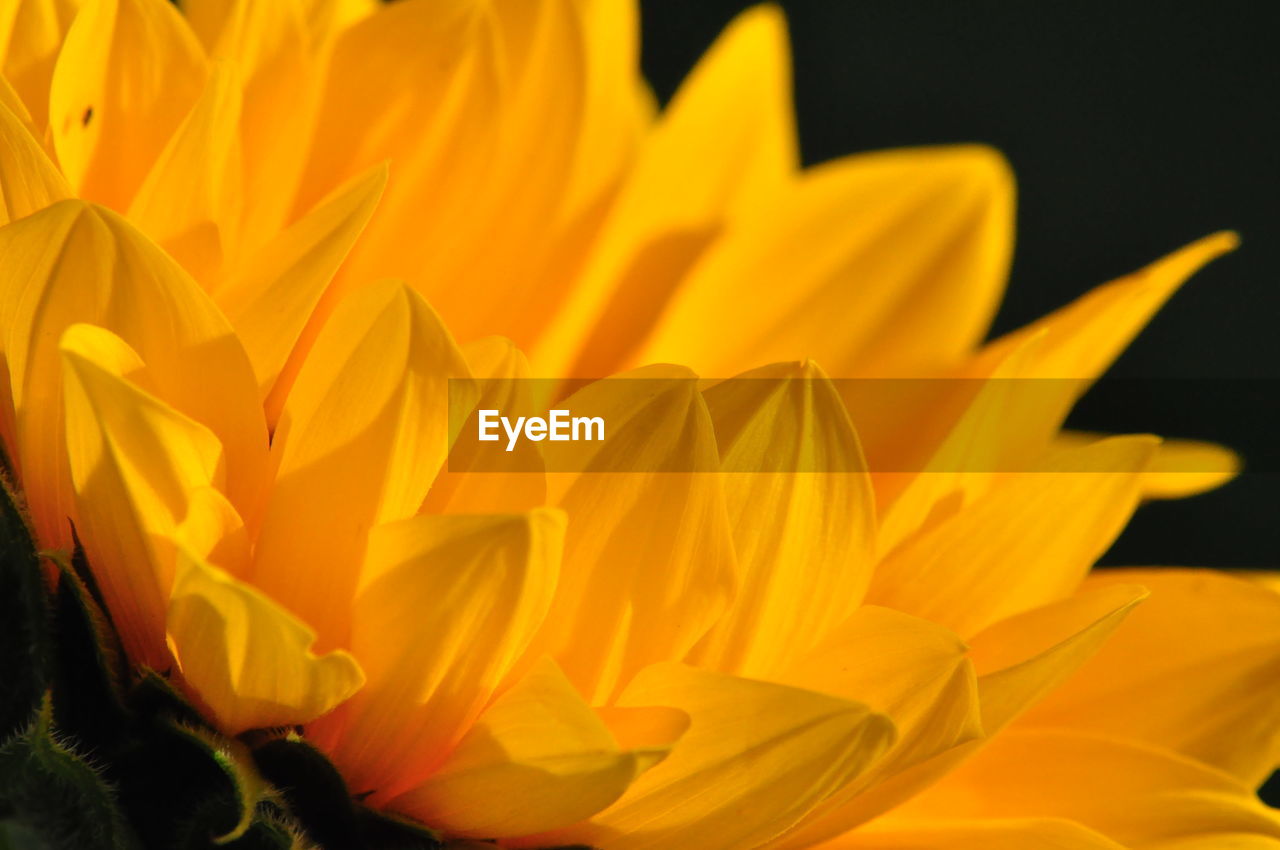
[250,280,472,651]
[550,663,896,850]
[0,95,71,225]
[0,201,267,550]
[216,163,387,421]
[632,144,1013,380]
[1022,568,1280,786]
[867,435,1157,637]
[689,360,876,678]
[167,543,364,734]
[49,0,208,209]
[0,0,83,130]
[537,365,738,702]
[312,510,564,803]
[126,61,242,285]
[387,658,650,839]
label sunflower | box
[0,1,1277,849]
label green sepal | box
[251,734,369,848]
[0,693,140,850]
[355,807,444,850]
[126,668,212,732]
[0,472,50,739]
[46,555,130,753]
[109,718,256,849]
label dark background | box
[641,0,1278,569]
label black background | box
[641,0,1278,569]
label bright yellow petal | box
[688,360,876,678]
[250,280,472,652]
[0,96,71,225]
[167,543,364,734]
[421,335,548,515]
[49,0,208,209]
[0,0,82,130]
[883,728,1280,848]
[60,323,227,670]
[766,607,982,849]
[1022,568,1280,787]
[550,662,896,850]
[537,365,738,703]
[216,163,387,423]
[126,60,241,285]
[538,3,796,376]
[0,200,267,550]
[387,658,653,839]
[867,435,1157,637]
[632,144,1013,380]
[822,818,1127,850]
[312,509,564,803]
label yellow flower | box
[0,0,1276,848]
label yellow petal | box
[167,543,364,734]
[297,0,376,45]
[59,323,226,671]
[821,818,1127,850]
[0,201,267,550]
[49,0,208,209]
[632,144,1013,379]
[1058,432,1242,499]
[1022,568,1280,787]
[766,607,982,849]
[281,0,498,390]
[421,336,548,515]
[539,3,796,376]
[969,582,1149,731]
[1149,837,1280,850]
[312,509,564,803]
[688,360,876,678]
[872,332,1047,552]
[0,0,82,130]
[538,365,738,702]
[984,232,1237,383]
[126,61,242,285]
[560,0,650,218]
[185,0,316,243]
[250,280,472,652]
[867,435,1158,637]
[387,658,652,839]
[553,663,896,850]
[883,728,1280,848]
[0,94,71,225]
[215,163,387,422]
[0,71,35,128]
